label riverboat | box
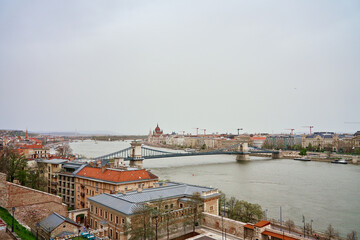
[294,156,311,161]
[331,159,348,164]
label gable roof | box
[39,212,80,233]
[76,167,158,183]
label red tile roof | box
[21,144,44,149]
[244,224,254,229]
[76,167,158,183]
[254,220,271,228]
[262,231,298,240]
[251,137,266,140]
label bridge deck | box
[93,144,277,161]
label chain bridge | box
[93,141,281,168]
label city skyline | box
[1,0,359,134]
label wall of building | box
[75,178,158,209]
[51,221,79,238]
[202,212,246,238]
[0,172,67,228]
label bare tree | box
[347,231,358,240]
[325,224,339,240]
[285,219,295,233]
[305,223,312,235]
[55,143,72,157]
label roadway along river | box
[69,140,360,236]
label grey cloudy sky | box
[0,0,359,135]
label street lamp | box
[264,209,268,220]
[302,215,305,238]
[36,223,40,240]
[11,207,15,232]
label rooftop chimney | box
[101,164,106,173]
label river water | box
[69,140,360,236]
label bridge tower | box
[236,143,250,161]
[129,141,144,169]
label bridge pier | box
[272,150,283,159]
[236,143,250,161]
[236,154,250,161]
[129,141,144,169]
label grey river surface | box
[69,140,360,236]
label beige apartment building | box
[36,159,68,194]
[74,165,159,209]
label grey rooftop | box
[88,182,219,216]
[36,159,68,164]
[39,212,80,233]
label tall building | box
[36,159,68,194]
[57,162,87,209]
[147,124,167,144]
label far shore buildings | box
[87,182,220,239]
[74,166,159,209]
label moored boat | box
[294,156,311,161]
[331,159,348,164]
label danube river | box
[69,140,360,236]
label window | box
[110,213,113,221]
[91,206,93,212]
[122,218,125,224]
[95,221,97,229]
[100,209,103,217]
[170,204,174,209]
[105,211,107,219]
[165,205,168,209]
[96,183,98,192]
[110,229,113,238]
[180,203,183,208]
[116,232,119,240]
[116,216,119,224]
[96,207,98,214]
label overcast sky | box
[0,0,359,135]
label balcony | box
[80,192,85,198]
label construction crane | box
[302,126,314,135]
[193,128,199,136]
[200,129,206,135]
[285,129,295,136]
[237,128,243,135]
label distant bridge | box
[93,142,280,162]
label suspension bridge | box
[93,141,281,164]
